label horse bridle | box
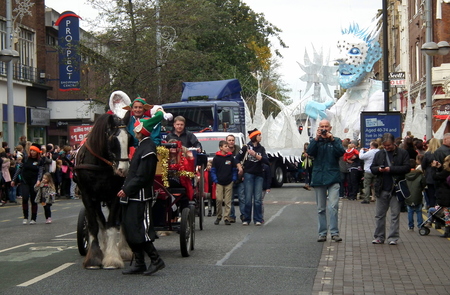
[109,124,131,163]
[83,125,130,167]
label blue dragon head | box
[336,21,382,89]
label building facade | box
[0,0,106,149]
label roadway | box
[0,183,319,295]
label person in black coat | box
[117,115,165,276]
[165,116,202,150]
[370,133,410,245]
[431,155,450,238]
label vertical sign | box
[55,11,81,91]
[360,112,402,148]
[68,125,92,146]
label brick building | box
[0,0,106,148]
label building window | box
[46,34,57,46]
[0,21,6,49]
[17,28,35,80]
[415,42,420,82]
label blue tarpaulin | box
[181,79,242,101]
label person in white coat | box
[359,141,380,204]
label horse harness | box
[74,124,130,172]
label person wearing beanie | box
[235,128,269,226]
[117,116,165,276]
[11,143,45,224]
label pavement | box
[312,197,450,295]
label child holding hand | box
[35,172,56,224]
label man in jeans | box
[307,119,345,242]
[370,133,410,245]
[359,141,380,204]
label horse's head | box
[107,115,131,177]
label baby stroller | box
[418,206,446,236]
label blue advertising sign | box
[360,112,402,148]
[55,11,81,91]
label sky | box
[44,0,382,100]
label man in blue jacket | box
[307,120,345,242]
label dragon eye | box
[349,47,361,55]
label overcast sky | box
[45,0,381,100]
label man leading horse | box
[117,114,166,276]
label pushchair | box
[418,206,446,236]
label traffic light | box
[298,125,303,134]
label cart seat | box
[167,187,186,195]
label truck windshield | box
[163,107,214,132]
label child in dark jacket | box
[405,159,426,231]
[211,140,237,225]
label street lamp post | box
[0,0,20,147]
[421,0,450,140]
[421,41,450,140]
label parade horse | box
[75,112,133,269]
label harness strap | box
[84,142,114,167]
[74,163,113,171]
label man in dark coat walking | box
[370,133,410,245]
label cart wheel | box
[419,227,430,236]
[180,207,192,257]
[198,166,205,230]
[189,205,196,251]
[77,207,89,256]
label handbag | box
[61,165,68,173]
[49,160,57,173]
[394,179,411,202]
[384,149,410,202]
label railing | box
[0,62,45,85]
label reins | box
[84,142,114,167]
[74,123,130,172]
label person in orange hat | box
[11,143,45,225]
[235,128,269,226]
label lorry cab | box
[162,100,244,134]
[162,79,246,134]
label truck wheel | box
[272,163,284,188]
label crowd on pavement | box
[304,119,450,246]
[0,137,79,225]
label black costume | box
[120,136,165,275]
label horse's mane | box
[86,113,114,157]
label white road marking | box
[17,263,75,287]
[52,238,77,241]
[216,234,250,266]
[0,243,35,253]
[264,205,288,226]
[55,231,76,238]
[216,205,288,266]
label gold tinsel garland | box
[156,146,169,187]
[156,145,195,187]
